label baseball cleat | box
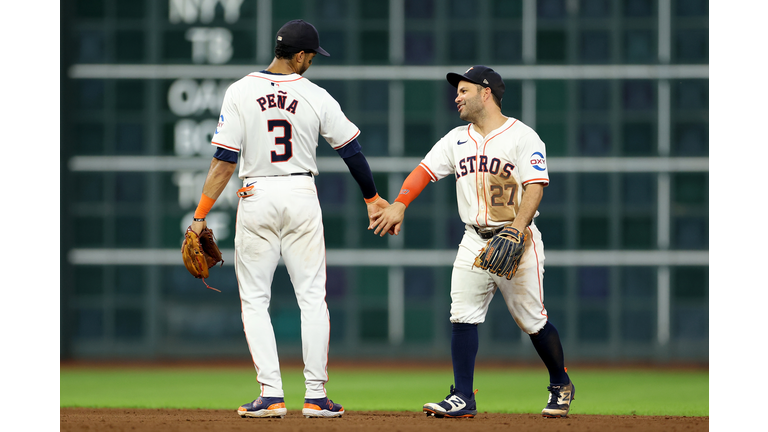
[541,381,575,418]
[302,397,344,418]
[238,396,287,418]
[423,385,478,418]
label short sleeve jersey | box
[211,71,360,178]
[419,117,549,228]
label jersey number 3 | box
[268,119,293,162]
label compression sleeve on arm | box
[394,165,433,208]
[338,139,377,201]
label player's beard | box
[296,54,314,75]
[458,92,484,123]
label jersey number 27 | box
[268,119,293,162]
[490,183,517,206]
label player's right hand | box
[366,196,390,225]
[366,197,396,235]
[370,202,406,236]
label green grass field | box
[60,366,708,416]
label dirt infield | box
[60,408,708,432]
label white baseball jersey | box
[421,117,551,333]
[419,117,549,228]
[211,71,360,177]
[211,70,360,400]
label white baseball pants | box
[235,175,330,399]
[450,223,549,334]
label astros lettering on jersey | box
[419,117,549,228]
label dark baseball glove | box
[181,226,224,292]
[473,226,527,280]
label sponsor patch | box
[215,115,224,134]
[530,152,546,171]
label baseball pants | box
[450,223,549,334]
[235,175,330,399]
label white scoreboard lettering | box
[168,79,234,239]
[174,119,219,156]
[167,79,230,116]
[169,0,245,24]
[167,0,244,240]
[185,27,233,64]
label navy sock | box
[529,321,570,385]
[451,322,479,397]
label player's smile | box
[458,96,481,122]
[455,82,484,122]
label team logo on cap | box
[277,36,283,41]
[215,115,224,134]
[530,152,546,171]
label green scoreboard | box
[61,0,709,361]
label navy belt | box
[249,172,312,178]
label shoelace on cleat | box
[546,385,563,405]
[436,385,460,410]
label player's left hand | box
[367,197,396,235]
[190,219,207,235]
[474,226,527,279]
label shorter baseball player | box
[371,66,574,418]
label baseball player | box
[370,66,574,418]
[188,19,389,419]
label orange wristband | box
[394,165,432,208]
[194,193,216,219]
[364,193,380,204]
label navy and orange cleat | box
[302,397,345,418]
[423,385,478,418]
[541,381,575,418]
[237,397,287,418]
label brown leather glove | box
[181,226,224,291]
[473,226,527,280]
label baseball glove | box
[473,226,527,280]
[181,226,224,292]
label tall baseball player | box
[188,19,389,419]
[370,66,574,418]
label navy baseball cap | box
[276,19,330,57]
[446,66,505,105]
